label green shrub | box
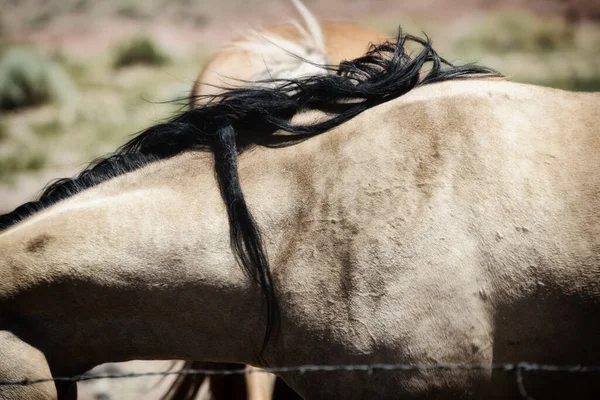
[113,36,169,69]
[0,47,76,111]
[458,12,575,54]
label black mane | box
[0,28,501,359]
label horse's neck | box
[0,152,272,373]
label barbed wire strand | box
[1,362,599,391]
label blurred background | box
[0,0,599,398]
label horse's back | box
[261,80,600,399]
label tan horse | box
[1,29,599,400]
[190,0,387,105]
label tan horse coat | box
[1,79,599,399]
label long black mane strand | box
[0,28,502,357]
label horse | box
[1,28,599,400]
[190,0,388,104]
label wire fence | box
[1,362,600,399]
